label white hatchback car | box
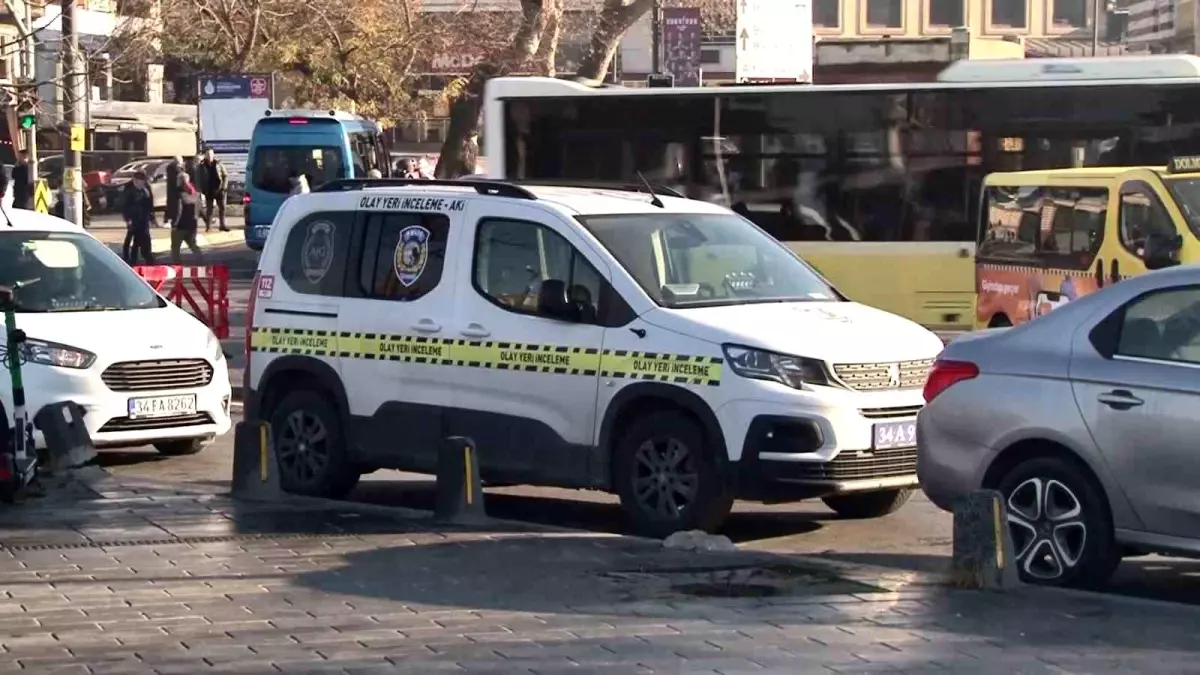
[0,210,232,455]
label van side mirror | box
[536,279,580,321]
[1144,233,1184,271]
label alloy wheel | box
[632,437,699,519]
[1006,477,1088,581]
[276,410,330,486]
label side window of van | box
[978,186,1041,263]
[1040,187,1107,270]
[280,211,354,297]
[1120,185,1177,258]
[473,218,603,323]
[357,212,450,302]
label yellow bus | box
[483,55,1200,333]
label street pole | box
[1092,0,1101,56]
[650,0,661,75]
[60,0,83,226]
[21,0,35,175]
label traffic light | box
[17,112,34,130]
[15,85,35,130]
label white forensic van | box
[243,178,943,536]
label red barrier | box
[133,264,231,339]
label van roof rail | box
[508,179,685,199]
[314,178,536,200]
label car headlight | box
[722,344,829,389]
[207,331,226,363]
[21,339,95,369]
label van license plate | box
[873,420,916,450]
[128,395,197,420]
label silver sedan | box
[918,264,1200,588]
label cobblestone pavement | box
[1,470,1198,674]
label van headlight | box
[207,331,226,363]
[20,339,95,369]
[722,344,829,389]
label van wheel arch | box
[254,356,352,434]
[988,314,1013,328]
[598,383,728,490]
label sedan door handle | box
[411,319,441,333]
[459,323,490,339]
[1098,389,1144,410]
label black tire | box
[613,410,734,538]
[822,488,913,519]
[268,389,360,499]
[996,456,1119,588]
[989,315,1013,328]
[154,438,208,456]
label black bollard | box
[950,489,1020,590]
[33,401,96,473]
[435,435,486,523]
[231,420,282,501]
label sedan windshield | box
[578,213,839,308]
[1166,178,1200,238]
[0,231,163,312]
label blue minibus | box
[244,109,390,249]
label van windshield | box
[578,213,840,308]
[1165,178,1200,238]
[251,146,345,193]
[0,231,163,313]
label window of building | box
[356,212,450,302]
[991,0,1028,27]
[281,212,354,297]
[700,49,721,65]
[814,0,840,27]
[1053,0,1088,27]
[473,218,603,323]
[1117,286,1200,364]
[866,0,903,28]
[928,0,964,26]
[1039,187,1106,270]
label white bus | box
[482,55,1200,332]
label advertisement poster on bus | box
[977,264,1100,328]
[197,73,275,188]
[662,7,701,87]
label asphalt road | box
[90,242,1200,606]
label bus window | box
[251,146,345,193]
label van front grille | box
[101,359,214,392]
[832,359,933,392]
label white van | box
[244,179,943,536]
[0,211,233,455]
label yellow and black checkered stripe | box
[250,327,722,386]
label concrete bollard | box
[950,489,1020,590]
[435,436,486,523]
[230,420,282,501]
[33,401,96,473]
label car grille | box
[788,447,918,482]
[101,359,214,392]
[832,359,933,392]
[859,405,923,420]
[98,412,215,433]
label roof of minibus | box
[984,166,1200,183]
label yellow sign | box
[69,125,85,152]
[32,180,51,214]
[1170,155,1200,174]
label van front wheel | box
[614,410,734,539]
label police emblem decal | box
[887,363,901,388]
[394,225,430,287]
[301,220,335,283]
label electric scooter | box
[0,279,39,503]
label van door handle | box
[411,319,441,333]
[459,323,490,339]
[1098,389,1144,410]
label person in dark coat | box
[171,173,202,264]
[10,151,33,210]
[121,171,156,265]
[198,148,229,232]
[164,156,183,227]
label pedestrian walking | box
[121,171,156,265]
[10,150,33,210]
[198,148,229,232]
[164,155,183,227]
[171,173,202,264]
[289,170,310,195]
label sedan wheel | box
[997,456,1120,588]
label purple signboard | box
[662,7,702,87]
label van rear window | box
[251,146,345,193]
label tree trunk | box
[573,0,654,85]
[435,0,558,178]
[535,0,562,77]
